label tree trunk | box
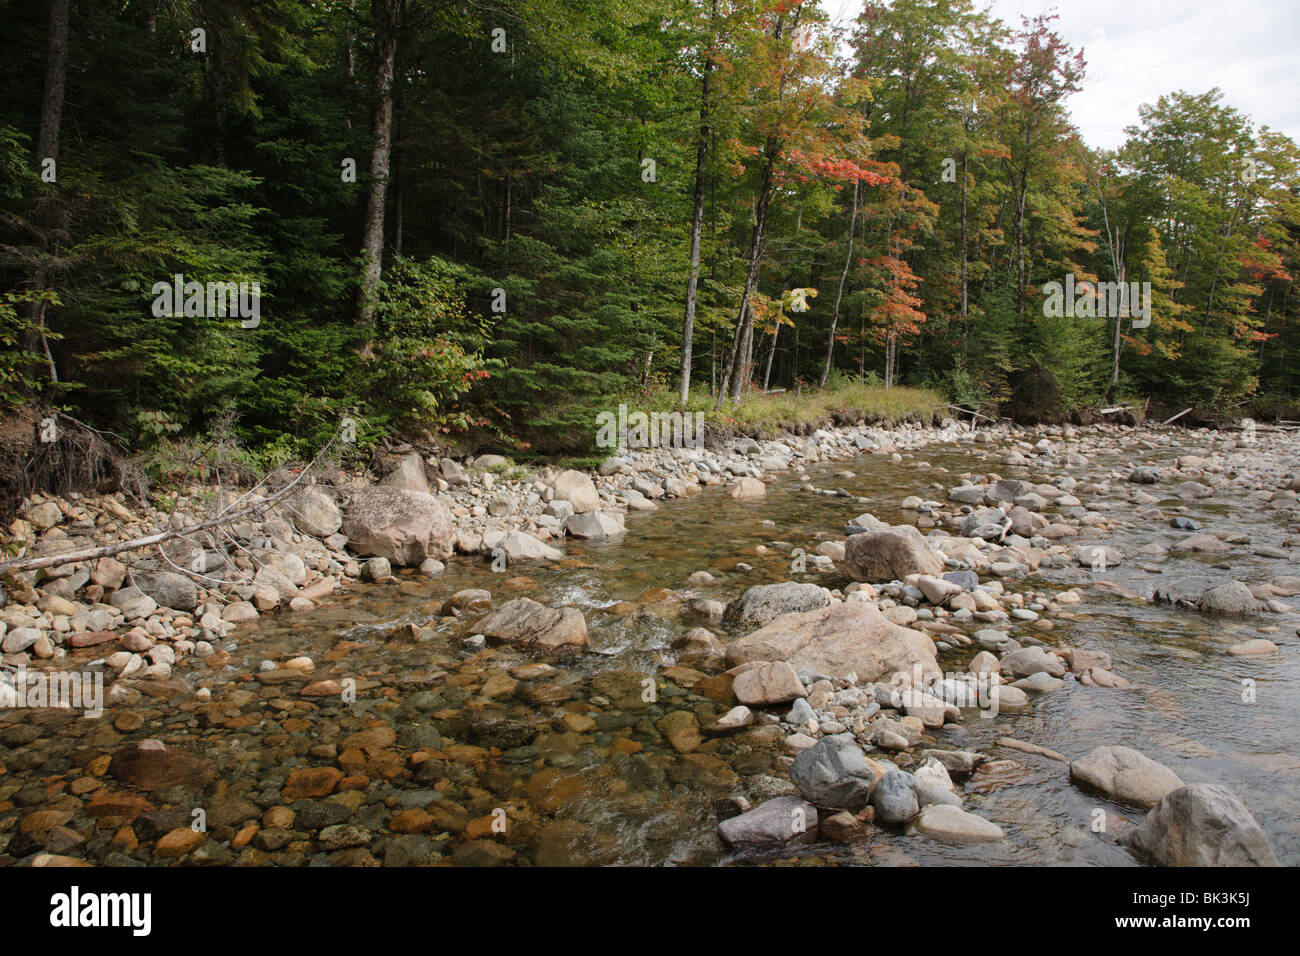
[716,142,777,409]
[762,324,778,391]
[959,144,969,361]
[678,0,715,406]
[356,0,401,330]
[26,0,70,385]
[820,178,859,388]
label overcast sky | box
[821,0,1300,151]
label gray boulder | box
[789,734,877,811]
[1119,783,1278,866]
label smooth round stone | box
[1227,639,1277,656]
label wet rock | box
[282,767,345,800]
[342,488,455,565]
[1198,581,1259,615]
[475,598,588,652]
[1179,533,1230,553]
[729,477,766,499]
[914,804,1004,844]
[1069,745,1183,808]
[1228,639,1277,655]
[998,646,1066,679]
[727,581,832,627]
[491,529,564,562]
[717,795,818,848]
[1119,783,1278,866]
[109,745,216,794]
[564,511,626,540]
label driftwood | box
[944,403,997,424]
[1098,405,1131,415]
[0,431,343,578]
[1161,407,1194,426]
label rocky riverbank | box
[0,418,1294,865]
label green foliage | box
[364,256,496,436]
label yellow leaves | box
[782,287,817,312]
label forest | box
[2,0,1298,464]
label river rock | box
[564,511,625,540]
[727,581,832,627]
[1198,581,1259,615]
[1069,745,1184,808]
[842,526,945,581]
[342,488,455,565]
[729,477,766,499]
[717,796,818,848]
[789,734,878,811]
[288,487,343,537]
[379,451,431,493]
[491,529,564,562]
[551,470,599,513]
[725,602,939,684]
[730,661,807,706]
[133,570,198,612]
[914,804,1004,844]
[475,597,588,651]
[998,646,1066,678]
[870,770,920,825]
[1118,783,1278,866]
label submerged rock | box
[475,598,588,652]
[1119,783,1278,866]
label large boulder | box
[1119,783,1278,866]
[1198,581,1259,615]
[789,734,877,811]
[485,529,563,562]
[725,601,939,684]
[1069,745,1183,809]
[287,487,343,538]
[841,526,945,582]
[342,488,455,566]
[727,582,832,628]
[475,598,588,652]
[564,511,625,540]
[729,476,766,499]
[132,570,198,612]
[378,452,431,494]
[551,470,599,513]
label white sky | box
[820,0,1300,151]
